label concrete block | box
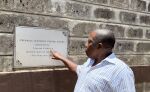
[120,12,137,24]
[130,0,146,12]
[126,27,143,38]
[110,0,129,9]
[94,8,115,19]
[0,34,13,55]
[0,56,13,72]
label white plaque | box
[15,26,68,67]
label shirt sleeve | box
[76,58,91,76]
[112,67,136,92]
[76,65,84,76]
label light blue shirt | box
[74,53,136,92]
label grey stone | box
[69,55,87,65]
[72,22,97,37]
[0,56,13,72]
[136,42,150,52]
[130,0,146,11]
[117,55,150,66]
[94,8,115,19]
[0,34,13,55]
[104,24,125,37]
[120,12,137,24]
[110,0,129,9]
[0,14,16,33]
[41,17,69,29]
[114,41,134,53]
[148,3,150,12]
[65,2,91,18]
[145,83,150,92]
[69,39,86,55]
[0,0,14,10]
[146,29,150,39]
[14,0,47,13]
[140,15,150,25]
[16,14,69,29]
[126,27,143,38]
[135,83,144,92]
[72,0,107,4]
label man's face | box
[85,32,99,59]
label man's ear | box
[97,43,102,49]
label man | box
[51,29,136,92]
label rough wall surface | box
[0,0,150,92]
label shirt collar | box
[102,53,116,64]
[89,53,117,67]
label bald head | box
[92,29,115,49]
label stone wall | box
[0,0,150,92]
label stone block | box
[0,0,14,10]
[136,42,150,52]
[140,15,150,25]
[130,0,146,12]
[114,41,134,53]
[145,82,150,92]
[0,56,13,72]
[117,55,150,66]
[0,34,13,55]
[146,29,150,39]
[69,39,86,55]
[110,0,129,9]
[94,8,115,19]
[104,24,125,37]
[148,3,150,12]
[72,0,107,4]
[65,2,91,18]
[14,0,47,13]
[0,14,16,33]
[71,22,97,37]
[126,27,143,38]
[46,0,66,15]
[120,12,137,24]
[42,17,69,29]
[69,55,88,65]
[16,14,69,29]
[135,83,144,92]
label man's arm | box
[51,50,77,72]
